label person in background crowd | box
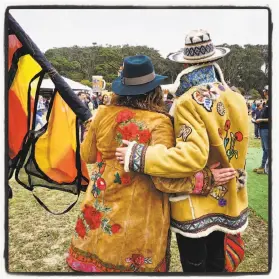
[78,91,89,108]
[102,94,110,106]
[91,94,99,109]
[43,97,50,112]
[84,92,93,111]
[251,100,256,118]
[164,93,174,112]
[263,101,266,108]
[253,103,262,139]
[78,91,89,142]
[247,102,251,115]
[35,95,46,129]
[97,92,103,106]
[253,85,269,174]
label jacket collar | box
[175,65,218,97]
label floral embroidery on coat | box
[125,253,152,271]
[115,110,151,145]
[74,200,122,237]
[114,172,131,185]
[91,152,106,197]
[218,120,243,161]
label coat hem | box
[170,219,248,238]
[66,244,167,272]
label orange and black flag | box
[7,13,91,214]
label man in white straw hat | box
[116,29,249,272]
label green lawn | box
[246,117,269,221]
[7,115,269,273]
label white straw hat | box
[168,29,230,64]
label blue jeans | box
[35,114,44,128]
[254,123,260,138]
[259,128,269,169]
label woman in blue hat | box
[66,55,234,272]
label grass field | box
[8,117,269,273]
[246,117,269,221]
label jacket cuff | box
[124,141,137,172]
[191,166,214,196]
[128,143,148,173]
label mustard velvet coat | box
[66,105,205,272]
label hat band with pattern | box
[184,42,215,60]
[122,71,156,86]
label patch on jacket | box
[178,124,192,141]
[192,85,220,112]
[217,102,226,116]
[210,185,228,207]
[236,168,247,191]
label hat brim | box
[168,47,230,64]
[112,75,168,96]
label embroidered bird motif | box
[178,125,192,141]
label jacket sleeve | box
[151,167,214,196]
[80,112,98,164]
[127,97,209,178]
[143,115,214,196]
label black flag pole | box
[8,13,92,122]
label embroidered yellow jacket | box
[67,105,214,272]
[126,82,249,238]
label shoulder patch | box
[192,85,221,112]
[192,90,213,112]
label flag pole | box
[8,13,92,122]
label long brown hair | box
[111,86,172,120]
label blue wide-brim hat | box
[112,55,167,96]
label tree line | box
[44,43,268,99]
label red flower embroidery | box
[83,205,102,230]
[96,151,102,163]
[132,254,145,267]
[218,128,223,139]
[118,122,139,140]
[111,224,121,234]
[96,177,106,190]
[121,173,131,185]
[235,131,243,142]
[116,110,135,123]
[224,120,231,131]
[99,164,106,174]
[138,129,151,143]
[75,218,86,238]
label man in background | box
[253,102,262,139]
[253,86,269,174]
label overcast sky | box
[10,8,269,57]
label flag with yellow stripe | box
[7,13,91,214]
